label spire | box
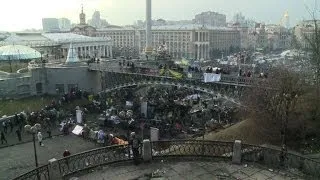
[79,4,86,25]
[81,4,84,14]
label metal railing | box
[13,164,50,180]
[13,140,320,179]
[58,144,130,177]
[151,140,234,158]
[88,63,255,86]
[241,143,320,177]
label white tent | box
[65,43,79,64]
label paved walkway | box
[0,134,98,180]
[77,160,306,180]
[0,125,61,149]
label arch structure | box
[102,71,251,106]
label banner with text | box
[203,73,221,83]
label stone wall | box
[0,64,102,99]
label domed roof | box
[0,45,41,61]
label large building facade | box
[194,11,227,27]
[136,25,240,60]
[294,20,320,49]
[94,25,240,60]
[42,18,60,32]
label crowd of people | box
[0,88,93,146]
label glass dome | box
[0,45,41,61]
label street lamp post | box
[119,110,133,157]
[24,123,41,168]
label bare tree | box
[298,8,320,122]
[243,67,307,145]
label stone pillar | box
[201,44,203,59]
[84,46,87,58]
[142,139,152,162]
[103,46,106,57]
[232,140,242,164]
[205,45,208,60]
[197,44,200,60]
[48,158,62,180]
[110,46,113,58]
[106,46,110,57]
[150,127,159,141]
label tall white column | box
[145,0,152,54]
[110,46,113,58]
[106,46,109,57]
[197,44,200,60]
[103,46,106,57]
[201,44,204,60]
[205,45,207,59]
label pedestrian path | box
[0,125,61,149]
[77,160,306,180]
[0,134,98,180]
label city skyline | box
[0,0,318,31]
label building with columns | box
[42,33,112,58]
[136,25,240,60]
[1,32,113,60]
[96,28,137,48]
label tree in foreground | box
[242,67,307,148]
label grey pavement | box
[0,125,61,149]
[77,160,306,180]
[0,134,99,180]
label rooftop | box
[0,32,111,46]
[96,24,237,31]
[43,33,111,43]
[148,24,237,31]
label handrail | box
[13,164,50,180]
[13,140,320,179]
[89,63,254,87]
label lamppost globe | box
[24,124,31,132]
[30,126,37,133]
[126,110,133,118]
[24,123,42,170]
[34,123,41,131]
[119,111,126,118]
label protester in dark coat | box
[16,129,22,142]
[1,131,7,144]
[129,132,141,165]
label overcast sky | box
[0,0,318,31]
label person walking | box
[8,120,13,133]
[129,132,141,165]
[1,131,7,144]
[2,121,7,134]
[37,132,44,146]
[63,149,71,169]
[63,149,71,157]
[16,129,22,142]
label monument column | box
[145,0,153,54]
